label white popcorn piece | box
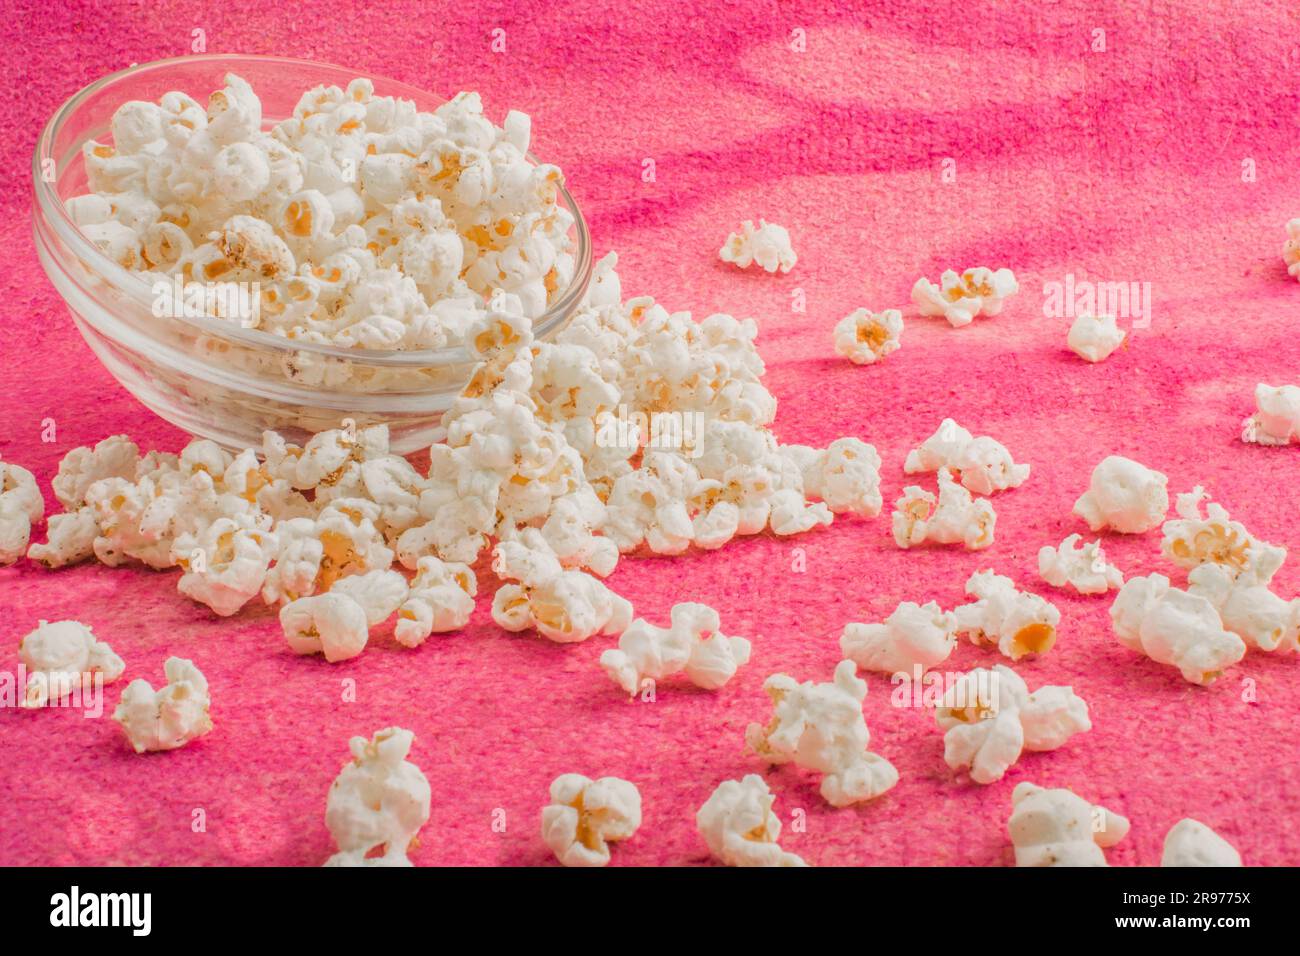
[746,660,898,807]
[1073,455,1169,534]
[1283,218,1300,281]
[27,508,98,569]
[1187,562,1300,654]
[719,219,796,274]
[325,727,431,867]
[18,620,125,708]
[696,774,807,867]
[833,308,903,365]
[840,601,957,675]
[1037,534,1124,595]
[954,570,1062,660]
[599,602,751,696]
[490,534,632,643]
[328,569,409,626]
[1110,574,1247,684]
[281,592,371,663]
[1008,782,1130,867]
[174,518,278,616]
[785,437,884,517]
[394,557,477,648]
[903,419,1030,495]
[540,774,642,867]
[936,665,1090,784]
[113,657,213,753]
[1067,313,1125,362]
[0,457,43,565]
[50,434,140,510]
[892,468,996,551]
[1241,383,1300,446]
[912,267,1018,328]
[1162,487,1286,583]
[1161,818,1242,867]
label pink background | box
[2,0,1299,866]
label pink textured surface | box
[1,0,1299,866]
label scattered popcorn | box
[73,77,579,352]
[325,727,431,867]
[1110,573,1246,684]
[540,774,642,867]
[833,308,903,365]
[696,775,807,867]
[892,468,996,550]
[1037,534,1124,595]
[394,557,477,647]
[1283,218,1300,280]
[281,592,371,662]
[18,620,125,708]
[912,267,1018,328]
[936,665,1090,784]
[1007,782,1130,867]
[0,456,43,565]
[903,419,1029,494]
[1188,562,1300,654]
[113,657,213,753]
[600,602,750,696]
[1161,487,1285,582]
[1241,383,1300,446]
[718,219,796,274]
[1160,818,1242,867]
[840,601,957,675]
[1067,313,1125,362]
[1073,455,1168,534]
[954,570,1061,660]
[781,437,884,517]
[746,660,898,807]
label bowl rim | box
[31,52,592,368]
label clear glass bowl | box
[31,54,591,454]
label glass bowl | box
[31,54,591,454]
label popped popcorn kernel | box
[325,727,431,867]
[0,457,43,565]
[1067,313,1125,362]
[718,219,796,274]
[903,419,1029,495]
[892,468,996,550]
[1110,573,1246,684]
[954,570,1061,661]
[1161,818,1242,867]
[912,267,1018,328]
[696,774,807,867]
[281,591,371,663]
[113,657,213,753]
[745,660,898,808]
[1037,534,1124,595]
[599,602,751,696]
[1073,455,1168,534]
[833,308,903,365]
[541,774,642,867]
[1241,383,1300,446]
[1008,783,1129,867]
[394,556,476,647]
[1187,561,1300,655]
[840,600,957,675]
[18,620,125,708]
[1161,487,1284,581]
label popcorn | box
[840,601,957,675]
[1241,383,1300,446]
[1187,562,1300,654]
[1283,218,1300,280]
[490,534,632,643]
[718,219,796,274]
[892,468,996,550]
[1067,313,1125,362]
[281,592,372,663]
[1007,783,1130,867]
[783,437,884,517]
[833,308,903,365]
[696,775,807,867]
[540,774,642,867]
[394,557,477,647]
[1161,487,1285,582]
[1109,573,1246,684]
[325,727,431,867]
[936,665,1090,784]
[0,457,42,565]
[1037,534,1124,595]
[1160,818,1242,867]
[954,570,1061,660]
[50,434,140,510]
[745,660,898,807]
[903,419,1029,495]
[599,602,751,696]
[18,620,125,708]
[1073,455,1168,533]
[175,518,278,616]
[912,267,1018,328]
[27,508,98,569]
[113,657,213,753]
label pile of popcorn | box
[72,73,575,352]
